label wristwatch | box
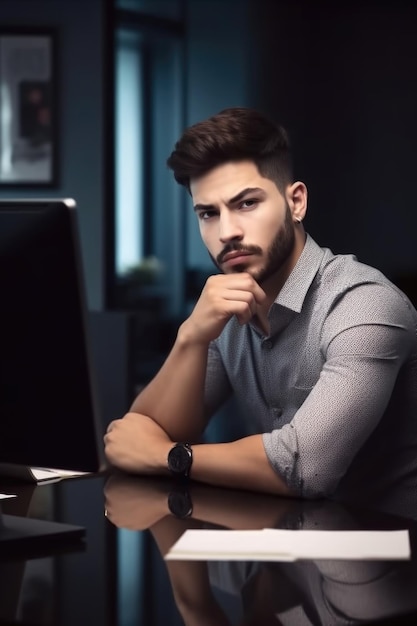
[167,442,193,479]
[168,486,193,518]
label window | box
[115,28,144,274]
[112,1,186,317]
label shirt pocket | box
[291,362,318,407]
[291,383,314,409]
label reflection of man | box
[104,474,417,626]
[104,107,417,519]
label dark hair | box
[166,107,293,193]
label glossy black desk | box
[0,472,416,626]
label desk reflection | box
[104,473,417,626]
[0,476,111,626]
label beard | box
[208,203,295,285]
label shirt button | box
[263,339,273,349]
[273,407,283,417]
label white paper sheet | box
[0,463,90,485]
[165,528,411,562]
[29,468,88,482]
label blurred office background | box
[0,4,416,622]
[0,0,416,421]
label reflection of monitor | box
[0,485,85,619]
[0,198,105,473]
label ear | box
[286,181,308,223]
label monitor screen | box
[0,199,105,472]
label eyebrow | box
[193,187,266,212]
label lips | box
[222,251,252,265]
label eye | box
[197,210,218,221]
[240,199,257,209]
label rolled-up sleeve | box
[263,283,416,498]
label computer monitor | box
[0,198,106,473]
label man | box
[104,107,417,517]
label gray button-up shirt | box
[205,235,417,517]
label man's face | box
[190,160,296,285]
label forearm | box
[130,322,209,441]
[151,516,231,626]
[190,483,296,529]
[107,399,293,495]
[190,434,293,496]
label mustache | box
[216,243,262,265]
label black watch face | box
[168,444,191,476]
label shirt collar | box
[274,234,325,313]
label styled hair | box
[166,107,293,193]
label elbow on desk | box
[264,432,343,500]
[267,454,341,500]
[289,454,344,499]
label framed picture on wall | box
[0,29,57,186]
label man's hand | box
[181,273,266,345]
[104,412,172,474]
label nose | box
[219,211,244,243]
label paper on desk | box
[165,528,411,562]
[0,493,16,500]
[30,468,88,482]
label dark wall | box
[247,0,417,281]
[0,0,108,310]
[185,0,249,269]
